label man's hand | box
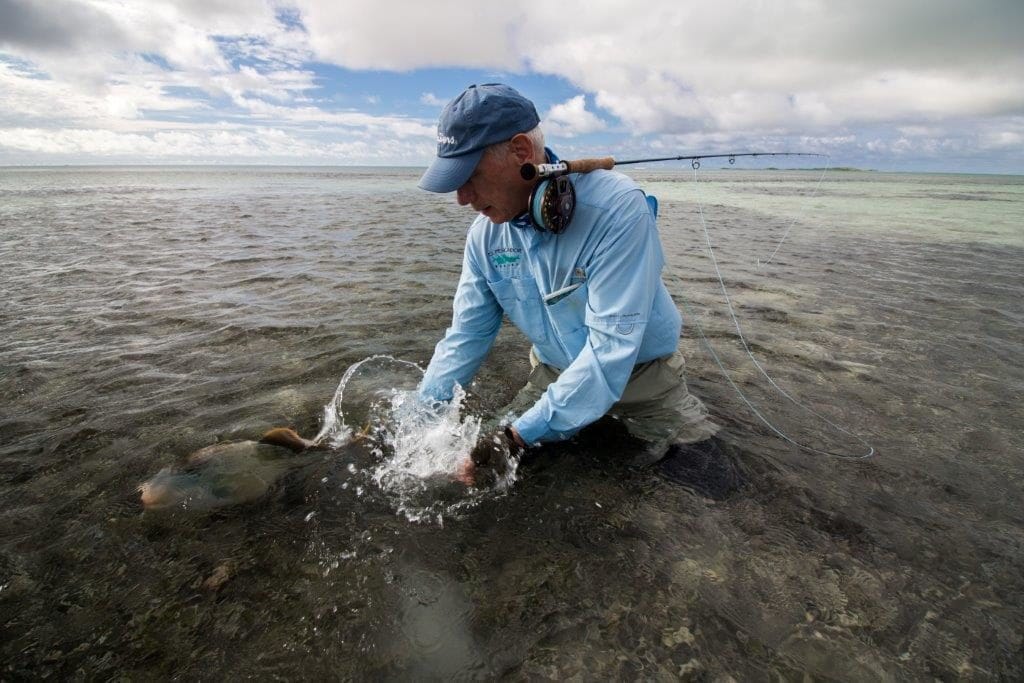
[460,427,526,486]
[469,429,509,466]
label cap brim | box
[417,148,484,193]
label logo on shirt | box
[488,247,522,269]
[614,312,640,335]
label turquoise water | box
[0,166,1021,678]
[643,169,1024,245]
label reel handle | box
[520,157,616,181]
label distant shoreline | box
[0,164,1021,177]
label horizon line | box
[1,163,1022,176]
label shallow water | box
[1,165,1022,679]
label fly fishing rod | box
[520,152,828,234]
[520,151,828,181]
[519,149,873,459]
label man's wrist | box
[504,425,527,449]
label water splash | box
[314,354,424,447]
[315,355,517,523]
[371,387,481,487]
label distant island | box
[758,166,866,171]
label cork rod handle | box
[566,157,616,174]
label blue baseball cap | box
[418,83,540,193]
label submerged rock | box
[199,563,233,591]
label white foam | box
[316,355,517,523]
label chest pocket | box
[487,275,547,344]
[545,280,589,358]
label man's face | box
[455,144,532,224]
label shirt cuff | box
[417,379,450,403]
[511,411,548,446]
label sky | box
[0,0,1022,172]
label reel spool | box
[528,175,575,233]
[519,152,824,234]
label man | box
[417,83,721,483]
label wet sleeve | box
[418,237,503,402]
[512,190,664,444]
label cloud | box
[526,1,1024,135]
[235,98,434,138]
[295,2,527,71]
[203,64,319,106]
[292,0,1024,136]
[1,0,295,86]
[0,0,126,53]
[542,95,606,138]
[420,92,447,107]
[272,1,1015,148]
[0,124,435,163]
[0,0,1022,169]
[0,59,200,127]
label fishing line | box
[685,163,875,459]
[522,150,874,457]
[757,157,832,267]
[520,152,829,234]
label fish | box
[139,427,320,510]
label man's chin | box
[480,208,511,223]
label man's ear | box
[508,133,535,164]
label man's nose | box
[456,182,474,206]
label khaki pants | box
[506,348,719,464]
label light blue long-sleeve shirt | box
[419,166,682,445]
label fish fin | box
[260,427,316,453]
[350,422,373,443]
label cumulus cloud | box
[294,1,527,71]
[1,0,305,94]
[542,95,606,138]
[0,0,437,162]
[0,0,1022,167]
[529,1,1024,135]
[420,92,447,107]
[235,98,434,138]
[0,125,432,163]
[0,0,125,53]
[0,59,199,127]
[292,0,1024,136]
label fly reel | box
[518,151,825,234]
[527,175,576,234]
